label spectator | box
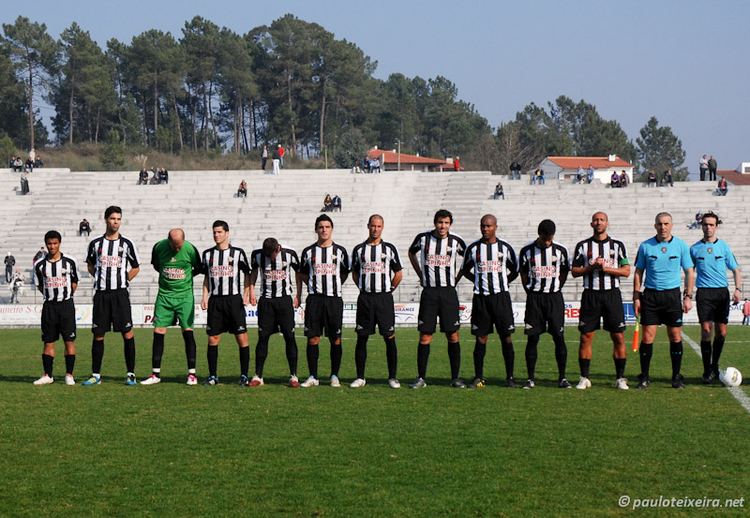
[261,145,268,171]
[237,179,247,198]
[331,194,342,212]
[647,170,657,188]
[619,170,629,187]
[350,161,362,174]
[662,169,673,187]
[362,157,370,174]
[743,298,750,326]
[532,168,544,185]
[716,176,728,196]
[510,160,522,180]
[149,171,160,185]
[371,158,381,173]
[587,164,595,184]
[576,166,585,184]
[25,158,34,172]
[33,155,43,168]
[138,169,149,185]
[33,246,45,266]
[610,171,620,188]
[20,172,30,194]
[322,193,332,212]
[4,252,15,283]
[708,155,718,182]
[79,218,91,236]
[453,156,461,172]
[271,147,281,175]
[9,268,24,304]
[699,154,709,181]
[493,182,505,200]
[13,157,23,172]
[278,144,285,168]
[159,168,169,184]
[688,212,702,230]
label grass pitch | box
[1,325,749,516]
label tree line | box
[0,14,687,176]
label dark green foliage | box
[636,116,688,180]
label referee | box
[82,206,141,386]
[350,214,403,389]
[408,209,467,389]
[518,219,571,389]
[32,231,79,385]
[689,212,742,383]
[297,214,350,388]
[633,212,695,389]
[462,214,519,388]
[249,237,301,388]
[200,221,251,386]
[571,212,631,390]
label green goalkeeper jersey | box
[151,239,202,295]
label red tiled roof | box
[367,148,446,165]
[717,169,750,186]
[547,156,633,169]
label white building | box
[537,155,634,184]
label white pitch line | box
[682,332,750,415]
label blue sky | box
[3,0,748,175]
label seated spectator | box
[19,173,30,195]
[149,171,160,185]
[13,157,23,172]
[79,218,91,236]
[576,166,585,184]
[331,194,342,212]
[610,171,620,188]
[362,157,370,174]
[619,170,629,187]
[716,176,728,196]
[138,169,149,185]
[371,158,381,173]
[33,156,43,168]
[493,182,505,200]
[322,193,332,212]
[25,158,34,172]
[688,211,702,230]
[662,169,673,187]
[237,179,247,198]
[159,168,169,184]
[647,170,657,188]
[587,165,595,184]
[532,168,544,185]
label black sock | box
[501,341,515,379]
[355,335,368,379]
[385,336,398,379]
[282,331,297,375]
[700,340,712,376]
[152,333,165,371]
[306,343,319,378]
[330,341,342,377]
[124,336,136,373]
[553,333,567,380]
[473,338,486,379]
[448,341,461,380]
[42,354,53,376]
[525,335,539,380]
[92,338,104,375]
[64,354,75,375]
[183,330,197,371]
[579,358,591,378]
[255,335,269,377]
[614,357,626,379]
[639,343,653,378]
[207,345,218,377]
[711,335,725,373]
[239,346,250,377]
[670,341,683,378]
[417,343,430,379]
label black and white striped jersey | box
[351,241,403,293]
[572,236,629,290]
[202,245,250,297]
[86,235,140,291]
[250,247,299,298]
[463,239,518,295]
[34,254,79,302]
[519,241,570,293]
[409,231,466,288]
[299,243,349,297]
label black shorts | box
[92,289,133,334]
[418,287,460,334]
[524,291,565,336]
[41,299,76,343]
[578,289,626,333]
[206,295,247,336]
[304,295,343,339]
[696,287,730,324]
[258,295,296,337]
[640,288,683,327]
[471,292,515,337]
[356,292,396,337]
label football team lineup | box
[30,205,744,391]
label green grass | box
[1,326,749,516]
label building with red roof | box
[538,155,634,184]
[367,147,447,172]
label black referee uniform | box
[351,240,403,381]
[463,238,518,383]
[250,247,300,380]
[518,240,570,386]
[34,253,79,378]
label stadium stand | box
[1,169,747,307]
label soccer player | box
[408,209,467,389]
[200,221,251,386]
[518,219,571,389]
[297,215,350,387]
[82,206,141,386]
[571,212,631,390]
[32,231,79,385]
[633,212,695,389]
[462,214,518,388]
[350,214,403,388]
[141,229,202,385]
[689,212,742,383]
[249,237,301,388]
